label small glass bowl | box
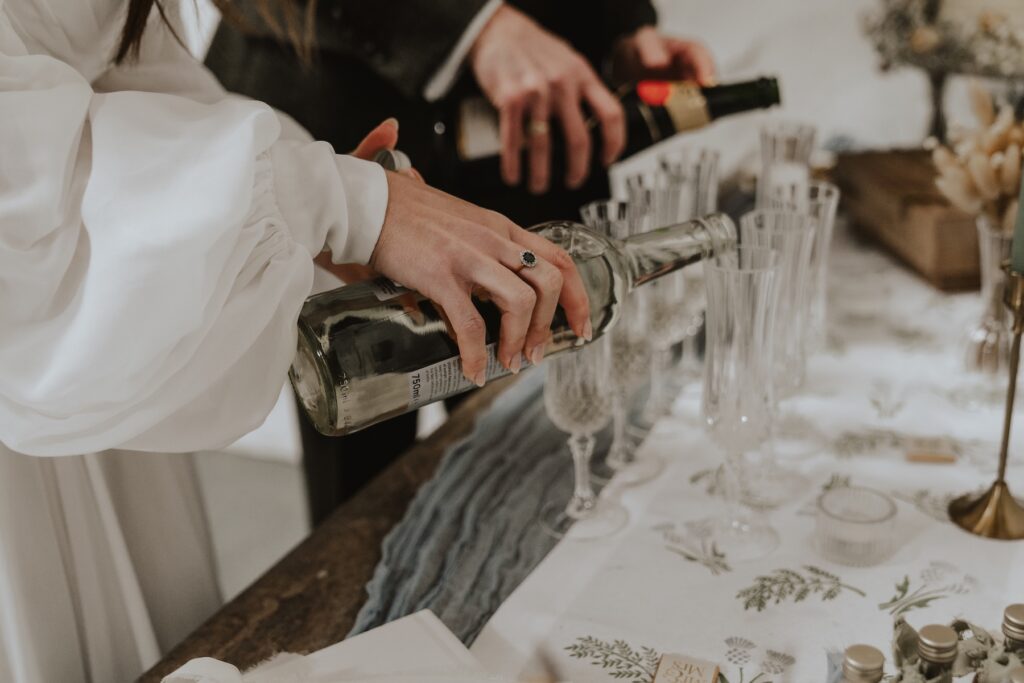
[816,486,897,566]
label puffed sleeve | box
[0,11,387,456]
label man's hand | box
[469,5,626,194]
[611,26,716,87]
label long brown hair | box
[116,0,317,64]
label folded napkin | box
[162,610,495,683]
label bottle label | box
[368,277,409,301]
[408,343,523,409]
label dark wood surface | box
[140,379,512,682]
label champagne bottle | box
[291,214,736,436]
[840,644,885,683]
[455,76,781,164]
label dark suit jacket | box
[206,0,658,226]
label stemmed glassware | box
[738,210,816,398]
[701,246,782,560]
[765,181,840,353]
[580,200,664,485]
[660,150,720,384]
[757,121,817,209]
[965,214,1014,374]
[625,149,720,424]
[541,338,628,540]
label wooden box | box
[832,149,980,291]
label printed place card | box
[653,653,720,683]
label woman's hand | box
[611,27,717,87]
[469,5,626,194]
[370,172,591,385]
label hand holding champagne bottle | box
[468,4,719,193]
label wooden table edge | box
[140,378,513,682]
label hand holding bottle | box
[368,171,591,385]
[610,26,717,86]
[469,5,626,193]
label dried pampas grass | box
[928,80,1024,232]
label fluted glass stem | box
[607,393,632,470]
[566,433,597,519]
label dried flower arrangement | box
[865,0,1024,78]
[926,81,1024,232]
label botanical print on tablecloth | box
[719,637,796,683]
[654,521,731,576]
[565,636,659,683]
[690,466,724,498]
[889,489,956,523]
[878,561,977,617]
[796,474,851,516]
[564,635,796,683]
[737,566,866,612]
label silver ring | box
[528,120,550,136]
[519,250,538,269]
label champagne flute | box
[541,339,628,540]
[701,246,781,560]
[765,181,840,353]
[580,200,663,486]
[756,121,816,209]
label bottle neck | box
[622,213,736,289]
[704,77,781,119]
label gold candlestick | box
[949,265,1024,539]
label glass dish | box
[816,486,897,566]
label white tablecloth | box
[471,223,1024,683]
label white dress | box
[0,1,388,681]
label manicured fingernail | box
[529,344,546,366]
[582,319,593,341]
[472,370,486,388]
[509,354,522,374]
[383,117,399,130]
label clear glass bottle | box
[291,215,737,435]
[840,644,885,683]
[1004,604,1024,654]
[917,624,958,681]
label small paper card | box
[653,653,720,683]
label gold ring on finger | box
[528,120,550,136]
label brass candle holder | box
[949,264,1024,539]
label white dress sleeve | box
[0,9,387,456]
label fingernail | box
[509,354,522,375]
[582,319,593,341]
[472,370,486,388]
[529,344,546,366]
[383,117,399,130]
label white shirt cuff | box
[330,155,389,264]
[422,0,504,102]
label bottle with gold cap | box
[840,644,885,683]
[1004,604,1024,654]
[917,624,958,681]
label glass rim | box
[741,208,817,227]
[817,485,897,524]
[581,198,631,213]
[706,245,780,273]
